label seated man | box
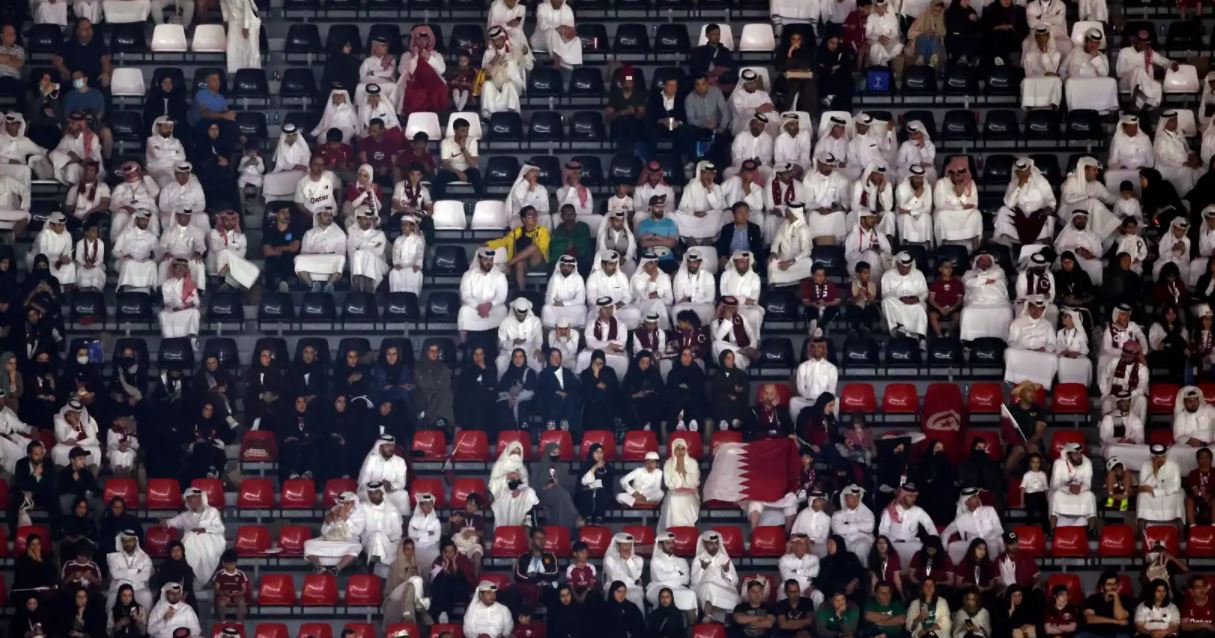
[879,252,929,338]
[1004,295,1059,388]
[844,209,892,282]
[1154,110,1203,196]
[578,297,630,378]
[941,487,1005,563]
[768,203,815,287]
[720,250,763,329]
[113,210,159,291]
[959,252,1013,341]
[671,248,717,326]
[542,254,587,328]
[1139,444,1185,529]
[294,156,340,217]
[157,207,207,291]
[877,483,939,565]
[458,247,509,340]
[586,251,641,329]
[933,157,981,249]
[346,209,388,293]
[1049,442,1097,532]
[994,158,1057,248]
[711,296,758,370]
[159,258,201,341]
[110,161,161,239]
[162,487,226,589]
[50,112,103,186]
[789,337,838,423]
[31,211,75,288]
[481,28,525,117]
[145,117,187,187]
[303,491,363,573]
[1115,29,1174,110]
[349,481,403,575]
[617,451,665,507]
[1098,340,1150,425]
[486,206,550,291]
[207,209,260,290]
[358,435,411,515]
[0,112,53,180]
[675,161,727,244]
[1021,27,1063,108]
[865,0,904,67]
[294,207,347,293]
[496,297,544,372]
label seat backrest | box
[697,24,734,49]
[192,24,227,52]
[111,68,146,97]
[151,24,189,51]
[432,200,467,230]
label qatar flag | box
[703,437,802,503]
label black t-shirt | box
[733,602,775,638]
[1081,593,1134,636]
[608,88,646,114]
[773,597,814,637]
[58,36,109,83]
[263,220,301,254]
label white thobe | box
[110,177,161,240]
[959,269,1013,341]
[647,552,696,609]
[1155,232,1193,282]
[389,233,425,295]
[548,332,581,365]
[147,599,200,638]
[73,238,106,290]
[1098,357,1149,424]
[1064,49,1110,79]
[165,506,226,589]
[1049,457,1096,522]
[791,509,832,553]
[1021,43,1064,108]
[358,453,411,515]
[691,553,740,611]
[878,505,938,565]
[831,504,876,560]
[629,270,673,331]
[865,11,904,66]
[1005,316,1059,387]
[543,272,587,327]
[719,268,764,329]
[1115,47,1170,107]
[220,0,262,73]
[157,178,208,231]
[107,548,154,610]
[579,318,630,377]
[1100,410,1149,470]
[556,186,595,219]
[676,182,726,240]
[774,131,813,172]
[349,500,404,567]
[533,2,582,67]
[1054,225,1105,284]
[802,170,850,241]
[1154,129,1200,195]
[1172,405,1215,472]
[114,226,160,289]
[995,174,1057,243]
[879,269,929,337]
[896,142,937,183]
[145,136,187,186]
[778,553,821,601]
[52,412,101,467]
[768,218,815,286]
[496,314,544,372]
[50,131,103,185]
[106,427,139,471]
[0,133,50,180]
[932,180,980,242]
[159,277,200,338]
[459,268,509,331]
[672,269,716,326]
[295,224,348,279]
[207,228,259,289]
[1138,461,1185,522]
[31,228,76,286]
[634,183,676,215]
[712,315,757,369]
[847,132,896,181]
[942,506,1004,563]
[0,407,34,475]
[347,226,388,288]
[895,180,933,244]
[480,49,524,115]
[586,270,641,328]
[617,467,664,506]
[603,553,645,609]
[157,223,207,286]
[843,225,892,281]
[730,90,774,135]
[408,510,442,570]
[789,358,838,422]
[464,602,514,638]
[1108,131,1156,174]
[303,516,363,565]
[506,183,549,220]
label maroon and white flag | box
[703,437,801,503]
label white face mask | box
[72,78,85,90]
[76,355,89,365]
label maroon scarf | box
[1196,330,1215,358]
[635,327,660,351]
[1112,358,1142,392]
[82,238,100,267]
[1027,270,1052,295]
[772,178,796,206]
[593,317,618,342]
[731,313,751,348]
[403,181,423,207]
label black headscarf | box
[597,581,646,638]
[548,585,585,638]
[1139,167,1187,228]
[816,534,865,595]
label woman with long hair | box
[109,583,148,638]
[576,443,613,524]
[1134,578,1180,638]
[867,535,904,599]
[954,538,998,596]
[495,348,537,431]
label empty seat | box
[279,526,312,555]
[926,337,962,367]
[258,574,297,606]
[760,288,798,321]
[884,337,922,367]
[529,67,564,97]
[285,24,323,55]
[841,337,879,367]
[231,69,269,99]
[110,23,148,53]
[901,65,936,94]
[299,292,336,324]
[1012,525,1045,557]
[529,111,564,141]
[238,478,274,509]
[1099,524,1136,557]
[450,477,487,509]
[146,478,183,510]
[882,383,919,413]
[109,112,144,142]
[968,338,1005,365]
[1066,110,1103,141]
[383,292,420,323]
[143,526,177,557]
[405,112,442,140]
[1051,526,1089,557]
[206,291,244,325]
[569,110,605,140]
[569,70,605,98]
[345,574,382,606]
[491,526,529,557]
[738,24,776,52]
[342,292,378,324]
[654,24,690,53]
[111,68,146,97]
[621,431,659,461]
[452,430,490,461]
[104,479,140,509]
[192,24,227,52]
[151,24,189,52]
[430,245,469,275]
[25,24,64,53]
[325,25,362,55]
[757,338,795,368]
[580,430,617,460]
[70,291,106,325]
[614,24,650,53]
[943,64,977,94]
[280,479,317,509]
[810,245,846,276]
[235,111,267,140]
[449,24,484,54]
[839,383,878,413]
[158,337,195,370]
[942,110,977,142]
[300,573,338,606]
[608,153,642,184]
[487,112,523,141]
[983,110,1019,140]
[432,201,468,230]
[259,292,295,324]
[749,526,786,557]
[236,525,272,556]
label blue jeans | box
[915,36,944,62]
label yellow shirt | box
[487,225,551,261]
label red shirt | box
[995,551,1040,585]
[1044,604,1078,635]
[1189,468,1215,498]
[800,279,840,304]
[396,147,437,176]
[929,278,962,308]
[211,569,251,599]
[358,135,403,173]
[1183,596,1215,625]
[318,143,354,171]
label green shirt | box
[863,599,908,636]
[549,221,594,266]
[815,604,860,638]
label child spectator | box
[1021,452,1049,528]
[928,259,963,337]
[448,50,479,112]
[1105,457,1133,514]
[211,549,252,622]
[565,541,598,604]
[846,262,879,333]
[237,139,265,200]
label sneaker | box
[731,419,742,430]
[277,281,290,293]
[676,421,687,432]
[322,282,335,293]
[289,472,300,479]
[1120,499,1129,512]
[546,420,557,431]
[1105,497,1114,508]
[560,419,570,431]
[438,612,449,624]
[643,423,652,431]
[688,419,699,432]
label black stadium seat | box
[901,65,936,95]
[205,290,244,325]
[569,155,605,185]
[614,24,650,53]
[203,337,241,370]
[70,291,106,325]
[230,69,269,100]
[943,65,977,95]
[934,244,969,271]
[529,155,563,188]
[570,69,606,97]
[528,67,564,97]
[1066,110,1103,142]
[1167,20,1202,50]
[969,337,1006,365]
[811,245,845,276]
[115,291,153,325]
[654,24,690,53]
[842,337,879,367]
[608,154,641,184]
[283,111,319,136]
[577,24,610,53]
[654,154,685,187]
[900,244,930,273]
[1025,110,1060,142]
[528,111,564,142]
[1031,154,1062,185]
[367,24,403,54]
[760,288,798,321]
[158,338,195,370]
[342,293,379,324]
[235,112,267,140]
[486,156,520,186]
[383,292,421,323]
[488,112,524,141]
[758,338,795,368]
[570,111,606,141]
[425,292,460,322]
[253,337,289,365]
[152,67,187,91]
[983,109,1019,140]
[285,24,323,55]
[927,337,962,367]
[982,154,1016,186]
[431,245,469,275]
[110,23,147,53]
[109,112,144,142]
[258,291,295,325]
[24,24,63,53]
[941,110,977,143]
[984,66,1021,96]
[885,337,922,367]
[449,24,485,55]
[337,337,372,358]
[193,67,227,92]
[326,25,363,55]
[279,68,318,99]
[299,292,336,325]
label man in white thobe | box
[107,530,154,610]
[0,112,52,180]
[1099,340,1150,425]
[464,582,514,638]
[1054,211,1105,285]
[933,162,981,248]
[719,250,764,329]
[111,161,162,240]
[865,0,903,66]
[691,531,741,621]
[145,117,187,187]
[895,165,934,246]
[1139,444,1185,527]
[629,256,674,332]
[159,258,200,340]
[831,485,876,560]
[221,0,261,73]
[533,0,582,69]
[1154,110,1202,196]
[548,318,582,365]
[458,247,509,337]
[1172,387,1215,473]
[542,254,587,327]
[768,203,815,286]
[497,297,544,372]
[1049,443,1097,530]
[941,487,1005,563]
[791,492,832,556]
[778,535,822,604]
[774,113,813,175]
[1022,28,1064,108]
[765,162,807,218]
[802,155,850,244]
[146,583,200,638]
[813,116,850,166]
[847,114,896,182]
[1059,156,1118,244]
[844,209,892,281]
[959,252,1014,341]
[1107,115,1156,196]
[1005,295,1059,388]
[349,481,403,573]
[712,296,758,369]
[671,248,717,326]
[586,250,641,329]
[878,483,939,565]
[880,252,929,338]
[617,451,665,507]
[789,337,838,422]
[675,162,727,242]
[1100,391,1149,471]
[1063,29,1111,79]
[730,70,775,135]
[408,492,443,571]
[114,210,159,290]
[1116,30,1173,109]
[346,209,388,292]
[50,112,103,186]
[358,435,411,515]
[157,163,207,232]
[162,488,225,589]
[0,394,34,475]
[482,28,525,117]
[994,157,1057,246]
[157,208,206,289]
[579,297,630,377]
[31,212,76,287]
[207,210,259,290]
[295,207,347,292]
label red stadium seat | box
[668,431,704,459]
[410,478,447,509]
[104,478,140,508]
[497,431,534,460]
[491,526,529,557]
[1116,575,1136,598]
[14,526,51,554]
[544,525,572,557]
[537,430,573,461]
[967,431,1004,462]
[143,525,178,557]
[241,430,278,461]
[255,624,289,638]
[622,430,659,461]
[298,624,333,638]
[257,574,297,606]
[0,576,6,606]
[1189,526,1215,557]
[0,479,8,510]
[839,383,877,413]
[385,624,421,638]
[710,430,742,453]
[450,478,488,509]
[1006,477,1024,509]
[669,527,699,557]
[411,431,447,460]
[967,382,1003,414]
[278,526,312,556]
[452,430,489,462]
[212,623,246,638]
[235,525,271,556]
[238,478,275,509]
[1011,525,1045,557]
[145,478,183,510]
[301,573,338,606]
[427,625,463,638]
[0,527,8,556]
[1051,383,1090,414]
[1148,430,1175,447]
[754,383,792,406]
[345,574,382,606]
[691,624,726,638]
[280,479,317,509]
[1049,431,1086,459]
[749,526,786,557]
[1050,526,1089,558]
[1046,574,1084,603]
[623,525,656,556]
[1151,384,1181,414]
[711,526,745,557]
[343,624,375,638]
[191,478,225,508]
[580,430,616,461]
[1099,525,1136,558]
[882,383,919,413]
[578,526,612,557]
[1144,525,1181,556]
[322,478,357,508]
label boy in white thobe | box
[533,0,582,69]
[159,258,200,340]
[163,489,226,589]
[389,215,425,295]
[408,493,443,572]
[616,452,665,507]
[74,222,106,291]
